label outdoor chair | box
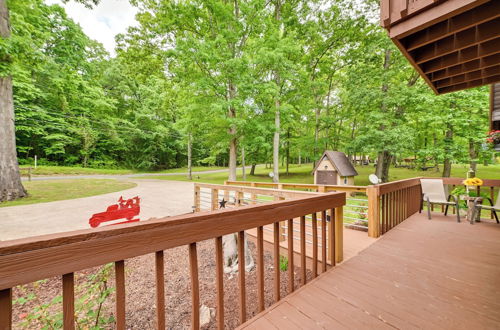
[471,194,500,225]
[420,179,460,222]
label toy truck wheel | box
[90,217,101,228]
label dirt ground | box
[13,239,312,329]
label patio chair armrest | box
[447,195,458,204]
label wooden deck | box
[238,212,500,329]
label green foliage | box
[279,255,288,272]
[6,0,494,175]
[15,264,115,329]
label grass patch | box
[0,179,137,207]
[19,165,227,176]
[145,163,500,185]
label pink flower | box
[19,313,28,320]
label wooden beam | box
[403,1,500,51]
[413,18,500,64]
[422,41,500,74]
[437,74,500,93]
[430,53,500,81]
[435,65,500,88]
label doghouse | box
[313,151,358,185]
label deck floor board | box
[238,212,500,329]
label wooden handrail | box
[0,192,345,329]
[225,180,367,193]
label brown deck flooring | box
[238,212,500,329]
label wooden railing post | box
[318,185,326,193]
[0,288,12,330]
[194,185,200,212]
[367,185,381,238]
[275,196,286,241]
[250,182,257,204]
[211,188,219,210]
[335,206,343,263]
[223,181,230,202]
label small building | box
[313,151,358,185]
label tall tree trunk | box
[0,0,26,202]
[241,145,246,180]
[374,50,392,184]
[273,98,280,183]
[375,151,391,183]
[228,82,237,181]
[250,163,256,176]
[187,133,192,180]
[468,138,478,174]
[442,123,453,177]
[286,128,290,175]
[272,0,281,183]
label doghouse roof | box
[313,151,358,177]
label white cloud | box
[44,0,138,56]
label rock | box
[200,305,212,327]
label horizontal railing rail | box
[0,192,345,330]
[224,181,369,230]
[225,180,367,193]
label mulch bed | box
[13,239,312,329]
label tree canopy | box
[6,0,492,178]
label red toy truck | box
[89,196,140,228]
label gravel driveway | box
[0,179,194,241]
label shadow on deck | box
[238,212,500,329]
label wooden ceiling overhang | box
[381,0,500,94]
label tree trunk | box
[228,82,237,181]
[286,128,290,175]
[250,163,256,176]
[187,133,192,180]
[241,145,246,180]
[375,150,391,183]
[442,123,453,177]
[0,0,26,202]
[468,139,478,174]
[273,98,280,183]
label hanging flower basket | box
[486,130,500,150]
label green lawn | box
[0,179,137,207]
[19,165,227,176]
[144,163,500,185]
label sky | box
[44,0,139,56]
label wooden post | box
[277,183,284,190]
[237,191,244,206]
[275,196,286,241]
[318,185,326,193]
[335,206,343,263]
[367,185,380,238]
[211,189,219,210]
[0,288,12,329]
[328,209,334,265]
[194,185,200,212]
[223,181,230,201]
[250,182,257,204]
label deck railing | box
[0,192,345,330]
[224,181,369,231]
[194,183,343,264]
[367,178,422,237]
